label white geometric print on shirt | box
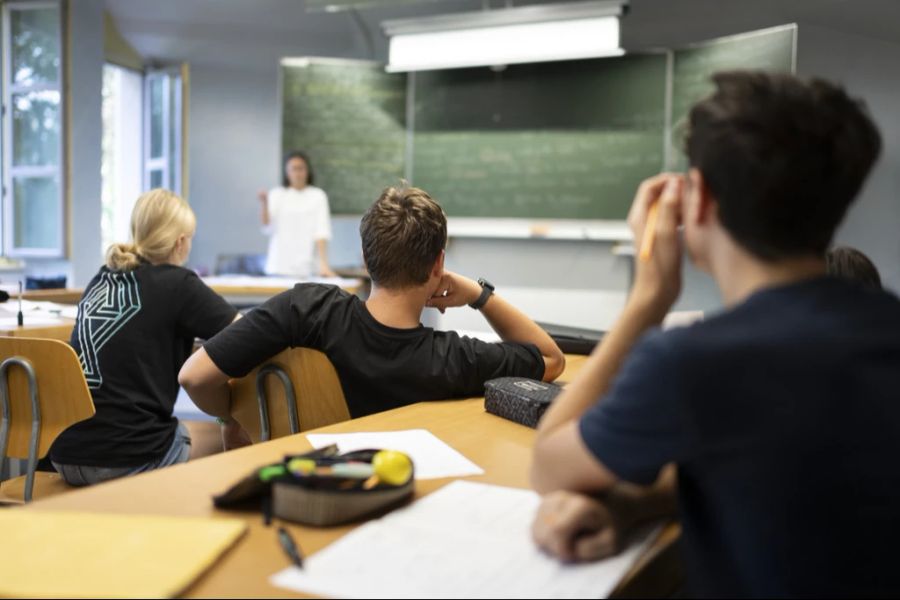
[77,270,142,389]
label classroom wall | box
[68,0,105,287]
[187,65,280,274]
[797,24,900,294]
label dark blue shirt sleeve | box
[578,330,691,485]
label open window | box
[143,66,184,194]
[1,0,63,258]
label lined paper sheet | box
[305,429,484,479]
[271,480,658,599]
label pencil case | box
[212,445,415,526]
[484,377,564,428]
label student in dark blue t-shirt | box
[530,72,900,597]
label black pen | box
[277,525,304,569]
[17,281,23,326]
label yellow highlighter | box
[639,201,660,262]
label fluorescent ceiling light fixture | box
[383,1,627,72]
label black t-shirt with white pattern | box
[50,263,236,467]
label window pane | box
[12,90,60,166]
[149,77,164,158]
[13,176,60,249]
[150,169,163,188]
[168,75,181,191]
[11,8,60,87]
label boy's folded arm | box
[179,348,232,419]
[479,293,566,381]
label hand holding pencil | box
[626,173,685,321]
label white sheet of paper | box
[271,480,659,599]
[16,299,68,313]
[305,429,484,479]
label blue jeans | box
[52,422,191,486]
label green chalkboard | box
[281,60,407,214]
[669,25,796,168]
[279,25,798,221]
[411,54,667,219]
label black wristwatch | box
[469,278,495,310]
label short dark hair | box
[282,150,315,187]
[686,71,882,260]
[360,185,447,289]
[826,246,882,290]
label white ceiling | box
[103,0,900,70]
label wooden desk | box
[0,287,79,341]
[0,321,75,342]
[0,308,75,342]
[18,288,83,304]
[24,352,678,598]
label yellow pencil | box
[639,201,660,262]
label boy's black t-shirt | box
[579,277,900,597]
[50,264,237,467]
[203,284,545,418]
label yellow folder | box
[0,510,247,598]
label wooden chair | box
[229,347,350,443]
[0,337,95,503]
[610,523,684,598]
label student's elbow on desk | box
[541,349,565,382]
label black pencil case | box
[212,444,415,526]
[484,377,564,428]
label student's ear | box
[687,168,716,226]
[431,250,445,279]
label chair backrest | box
[0,337,95,460]
[229,347,350,443]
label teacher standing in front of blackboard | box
[257,150,336,278]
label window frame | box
[1,0,64,258]
[143,66,182,194]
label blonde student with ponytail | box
[50,189,239,486]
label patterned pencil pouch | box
[213,444,415,526]
[484,377,564,428]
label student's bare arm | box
[479,293,565,381]
[179,348,231,419]
[532,175,684,494]
[257,189,270,227]
[316,239,337,277]
[427,272,565,381]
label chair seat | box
[0,472,73,505]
